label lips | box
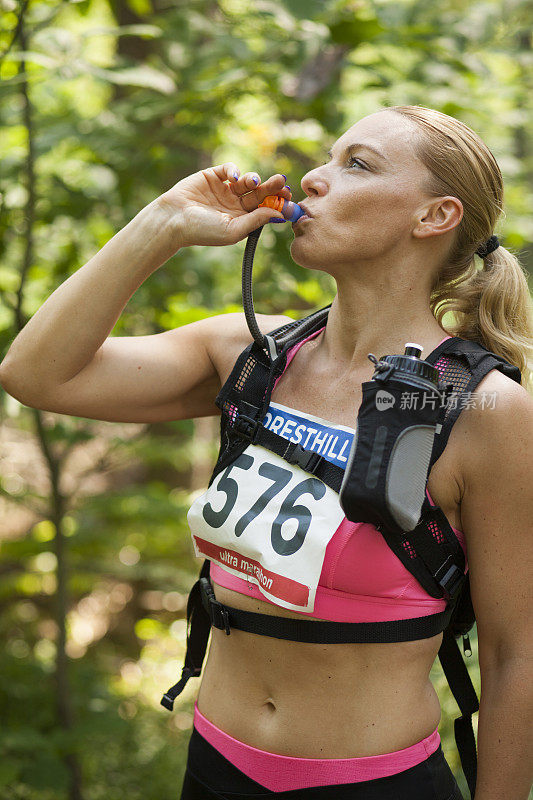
[292,203,313,227]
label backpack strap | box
[210,338,285,485]
[210,306,332,487]
[426,337,522,466]
[161,572,477,795]
[438,627,479,799]
[231,419,345,489]
[160,558,211,711]
[377,497,466,601]
[272,303,331,351]
[160,562,455,709]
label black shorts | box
[179,726,464,800]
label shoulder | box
[454,367,533,533]
[457,368,532,485]
[205,311,295,353]
[454,369,533,660]
[205,312,295,385]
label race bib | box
[187,403,353,613]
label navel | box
[263,698,276,712]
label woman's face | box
[291,110,439,274]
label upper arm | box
[0,312,294,424]
[458,370,533,670]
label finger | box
[228,171,262,195]
[249,174,291,199]
[237,174,291,209]
[225,205,286,244]
[255,174,290,203]
[209,165,290,198]
[209,163,241,184]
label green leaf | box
[87,64,176,94]
[0,760,20,787]
[329,16,385,47]
[127,0,153,15]
[281,0,326,18]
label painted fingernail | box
[233,171,240,181]
[252,176,260,185]
[285,184,291,191]
[269,217,286,223]
[281,174,287,180]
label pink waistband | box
[193,702,440,792]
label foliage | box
[0,0,531,797]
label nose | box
[300,168,328,209]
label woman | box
[1,105,532,800]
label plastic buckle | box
[233,414,260,443]
[199,578,231,635]
[160,665,202,711]
[434,556,464,601]
[283,442,322,472]
[160,693,175,711]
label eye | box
[322,157,368,169]
[348,157,367,169]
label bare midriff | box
[196,586,443,758]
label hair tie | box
[476,235,500,258]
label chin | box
[289,246,333,276]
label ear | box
[412,196,463,240]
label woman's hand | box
[156,163,292,248]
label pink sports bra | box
[210,328,468,624]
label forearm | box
[474,658,533,800]
[0,198,180,394]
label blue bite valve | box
[284,200,307,223]
[260,196,307,224]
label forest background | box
[0,0,532,798]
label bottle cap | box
[378,352,439,386]
[404,343,423,358]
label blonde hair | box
[387,104,533,390]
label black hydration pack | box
[161,303,521,800]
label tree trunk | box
[17,8,84,799]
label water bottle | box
[339,343,449,533]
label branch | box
[0,0,71,65]
[0,0,30,63]
[0,485,48,517]
[56,424,148,499]
[12,5,84,797]
[12,21,37,333]
[291,44,351,102]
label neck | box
[318,275,448,374]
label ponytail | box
[431,246,533,390]
[387,104,533,392]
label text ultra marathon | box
[219,550,274,590]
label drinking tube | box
[241,196,310,360]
